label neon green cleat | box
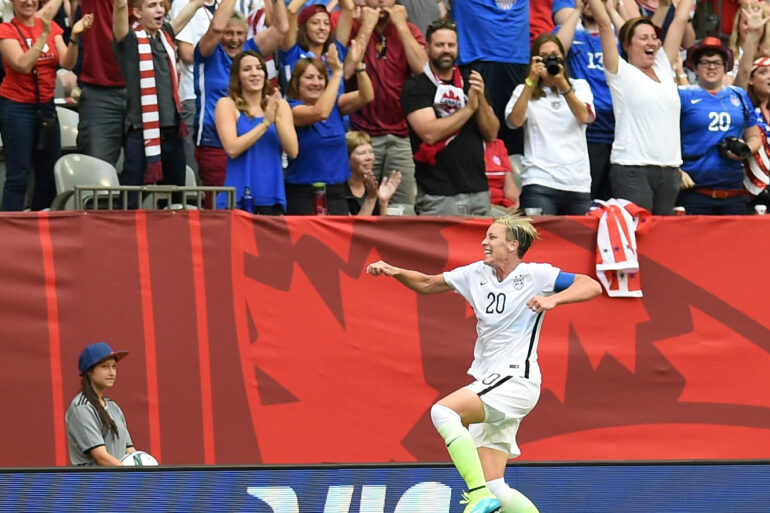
[460,490,502,513]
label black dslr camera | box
[541,55,563,75]
[718,136,752,159]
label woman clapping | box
[215,51,298,213]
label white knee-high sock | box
[487,478,539,513]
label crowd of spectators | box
[0,0,768,216]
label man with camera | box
[678,37,761,215]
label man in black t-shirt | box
[401,19,499,216]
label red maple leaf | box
[231,217,438,463]
[654,306,770,409]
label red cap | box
[686,36,734,71]
[298,5,329,26]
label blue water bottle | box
[241,186,254,213]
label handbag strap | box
[11,20,41,109]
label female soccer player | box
[367,214,602,513]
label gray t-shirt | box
[114,22,180,130]
[66,392,133,466]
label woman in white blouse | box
[505,33,595,215]
[586,0,694,215]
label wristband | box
[524,77,536,89]
[559,85,573,96]
[677,73,688,79]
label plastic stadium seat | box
[141,165,200,210]
[57,107,79,153]
[52,154,120,210]
[185,165,196,186]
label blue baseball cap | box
[78,342,129,375]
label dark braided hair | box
[81,373,118,436]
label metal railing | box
[71,185,236,210]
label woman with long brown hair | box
[193,0,288,191]
[65,342,136,466]
[505,33,594,215]
[215,51,298,213]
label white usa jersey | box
[443,261,560,385]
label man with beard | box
[401,19,498,216]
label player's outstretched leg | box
[487,478,539,513]
[431,404,501,513]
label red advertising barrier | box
[0,211,768,467]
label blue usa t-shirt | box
[679,84,757,189]
[285,97,350,185]
[193,39,260,148]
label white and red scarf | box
[413,62,466,166]
[134,23,187,183]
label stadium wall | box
[0,212,768,467]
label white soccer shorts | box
[464,375,540,457]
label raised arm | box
[281,0,308,51]
[605,0,626,31]
[254,0,290,56]
[386,4,427,74]
[556,0,583,54]
[58,13,94,70]
[343,6,378,79]
[339,47,375,115]
[616,0,640,19]
[733,5,770,89]
[662,0,694,66]
[273,94,299,158]
[0,5,56,73]
[366,260,453,294]
[112,0,129,42]
[352,6,379,58]
[291,45,344,126]
[527,274,602,313]
[507,57,541,129]
[170,0,205,37]
[197,0,237,58]
[335,0,354,45]
[584,0,619,73]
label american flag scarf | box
[744,127,770,195]
[134,23,186,183]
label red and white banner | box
[0,212,768,466]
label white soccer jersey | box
[443,261,560,385]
